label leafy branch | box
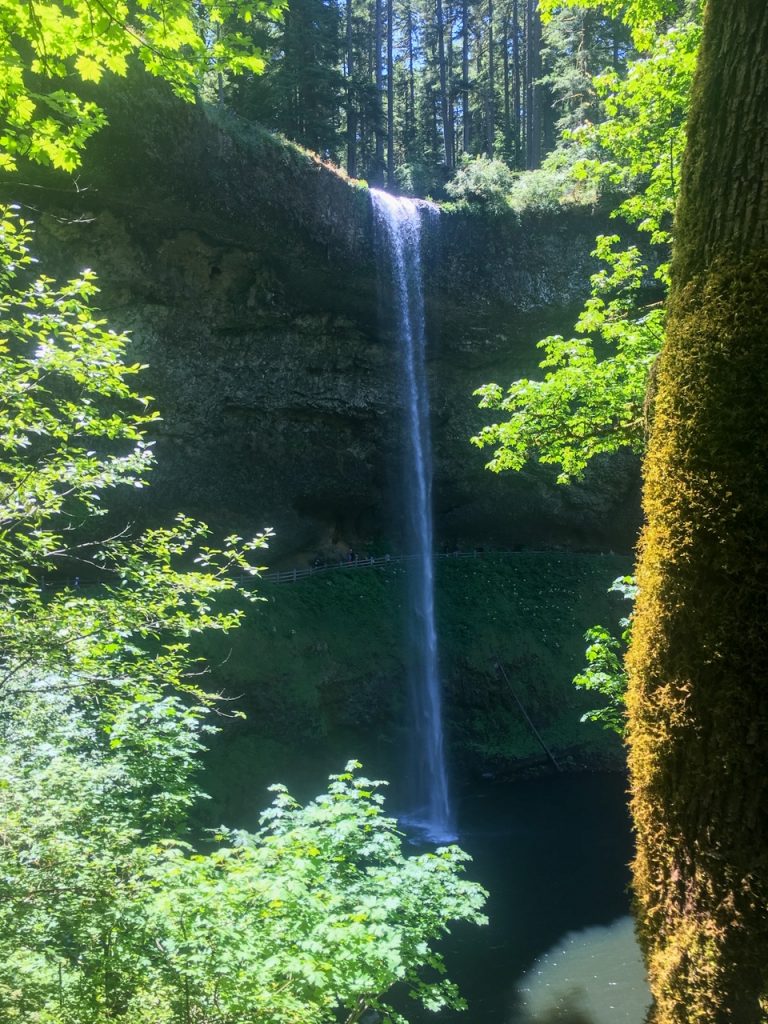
[473,9,701,483]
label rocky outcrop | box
[1,77,641,562]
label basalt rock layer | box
[2,77,641,563]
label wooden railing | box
[260,548,615,584]
[33,548,619,592]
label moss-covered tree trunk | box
[626,2,768,1022]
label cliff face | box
[3,78,640,562]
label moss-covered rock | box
[196,552,630,824]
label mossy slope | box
[198,552,630,824]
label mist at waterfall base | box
[371,189,455,844]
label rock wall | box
[1,77,641,563]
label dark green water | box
[419,773,650,1024]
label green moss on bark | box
[626,1,768,1017]
[627,257,768,1022]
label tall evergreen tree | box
[374,0,386,179]
[486,0,495,154]
[237,0,343,157]
[511,0,522,165]
[524,0,541,168]
[346,0,358,173]
[461,0,471,151]
[435,0,453,169]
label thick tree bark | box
[374,0,385,182]
[502,7,510,160]
[524,0,541,169]
[512,0,520,167]
[627,2,768,1022]
[429,84,439,158]
[446,2,455,162]
[407,0,416,152]
[486,0,495,155]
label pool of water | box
[412,773,650,1024]
[515,916,649,1023]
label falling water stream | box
[366,196,648,1024]
[370,189,455,843]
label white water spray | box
[370,189,455,843]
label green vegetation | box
[0,3,489,1018]
[1,694,486,1023]
[474,2,701,482]
[437,553,630,762]
[572,574,635,734]
[197,552,630,824]
[0,209,270,703]
[444,156,519,214]
[0,204,488,1024]
[473,233,663,481]
[0,0,284,172]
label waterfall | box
[370,189,456,843]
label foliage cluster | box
[473,1,701,483]
[505,144,601,213]
[443,148,601,215]
[444,155,517,213]
[1,687,486,1024]
[0,0,284,172]
[474,234,663,481]
[0,207,269,704]
[572,574,636,734]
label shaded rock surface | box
[2,77,641,564]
